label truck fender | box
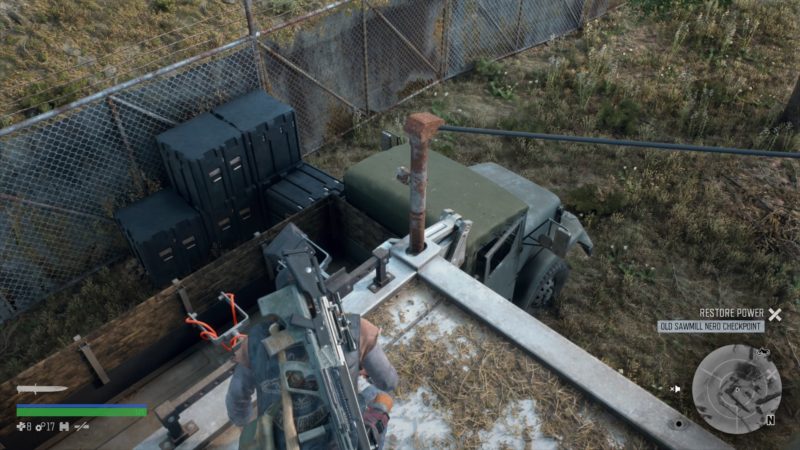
[560,210,593,257]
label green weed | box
[474,59,517,100]
[474,58,504,81]
[487,80,517,100]
[151,0,176,13]
[597,98,641,135]
[630,0,732,17]
[17,78,88,116]
[565,184,629,217]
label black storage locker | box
[198,204,239,250]
[263,178,315,219]
[212,90,302,183]
[199,186,266,249]
[229,185,267,241]
[285,163,344,197]
[115,190,210,287]
[156,112,252,212]
[262,163,343,225]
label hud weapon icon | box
[16,385,68,395]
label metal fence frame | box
[0,0,608,323]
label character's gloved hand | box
[363,392,393,447]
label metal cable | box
[439,125,800,159]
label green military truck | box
[344,142,593,312]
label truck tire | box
[514,249,570,311]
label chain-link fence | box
[0,0,608,323]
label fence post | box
[440,0,451,79]
[514,0,525,50]
[244,0,272,93]
[362,0,370,113]
[243,0,257,36]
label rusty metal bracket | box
[73,335,110,385]
[172,279,194,316]
[369,247,394,292]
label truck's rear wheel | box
[514,249,570,311]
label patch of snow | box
[478,399,557,450]
[387,387,452,449]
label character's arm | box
[362,342,398,392]
[226,362,256,426]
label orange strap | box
[185,292,247,352]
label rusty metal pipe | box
[403,113,444,255]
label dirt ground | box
[308,2,800,448]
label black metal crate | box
[286,163,344,196]
[263,179,314,220]
[261,163,343,225]
[200,185,266,249]
[114,190,211,287]
[229,185,267,241]
[156,112,252,212]
[212,90,302,183]
[198,205,239,250]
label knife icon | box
[17,385,68,395]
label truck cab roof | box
[344,145,527,272]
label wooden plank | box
[0,199,334,440]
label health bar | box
[16,404,147,417]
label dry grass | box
[0,0,324,123]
